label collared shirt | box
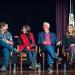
[45,33,51,45]
[0,31,13,42]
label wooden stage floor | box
[0,70,75,75]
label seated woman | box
[63,25,75,67]
[18,25,37,69]
[0,22,19,71]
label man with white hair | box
[38,21,57,72]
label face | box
[22,27,26,33]
[2,24,8,32]
[43,23,50,31]
[67,26,73,33]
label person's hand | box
[14,36,19,38]
[42,41,47,45]
[3,39,14,45]
[57,41,61,46]
[5,40,9,44]
[27,46,30,50]
[3,39,9,43]
[2,39,6,41]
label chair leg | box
[21,54,22,72]
[66,53,69,63]
[9,59,11,72]
[42,53,45,72]
[9,52,12,73]
[71,53,73,63]
[56,61,58,72]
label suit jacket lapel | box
[42,32,46,41]
[50,32,52,43]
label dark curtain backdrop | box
[56,0,69,41]
[0,0,56,42]
[0,0,71,41]
[0,1,55,31]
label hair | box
[71,27,75,36]
[67,25,73,28]
[0,22,7,29]
[43,21,50,27]
[21,25,31,32]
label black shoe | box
[34,64,39,68]
[29,63,38,69]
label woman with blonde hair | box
[63,25,75,69]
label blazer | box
[19,32,35,51]
[38,32,57,48]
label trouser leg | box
[2,48,10,67]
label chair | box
[9,51,13,73]
[17,45,38,72]
[13,36,27,71]
[38,47,45,72]
[56,46,69,70]
[17,45,27,72]
[14,36,38,71]
[20,53,27,72]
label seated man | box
[38,22,59,72]
[0,22,19,71]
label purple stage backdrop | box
[56,0,69,41]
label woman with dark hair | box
[18,25,37,69]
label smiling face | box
[67,25,73,34]
[43,22,50,32]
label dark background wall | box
[0,0,56,37]
[0,0,73,41]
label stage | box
[0,70,75,75]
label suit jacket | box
[38,32,57,49]
[19,32,35,51]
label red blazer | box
[19,32,35,51]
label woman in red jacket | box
[19,25,37,69]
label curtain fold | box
[56,0,69,41]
